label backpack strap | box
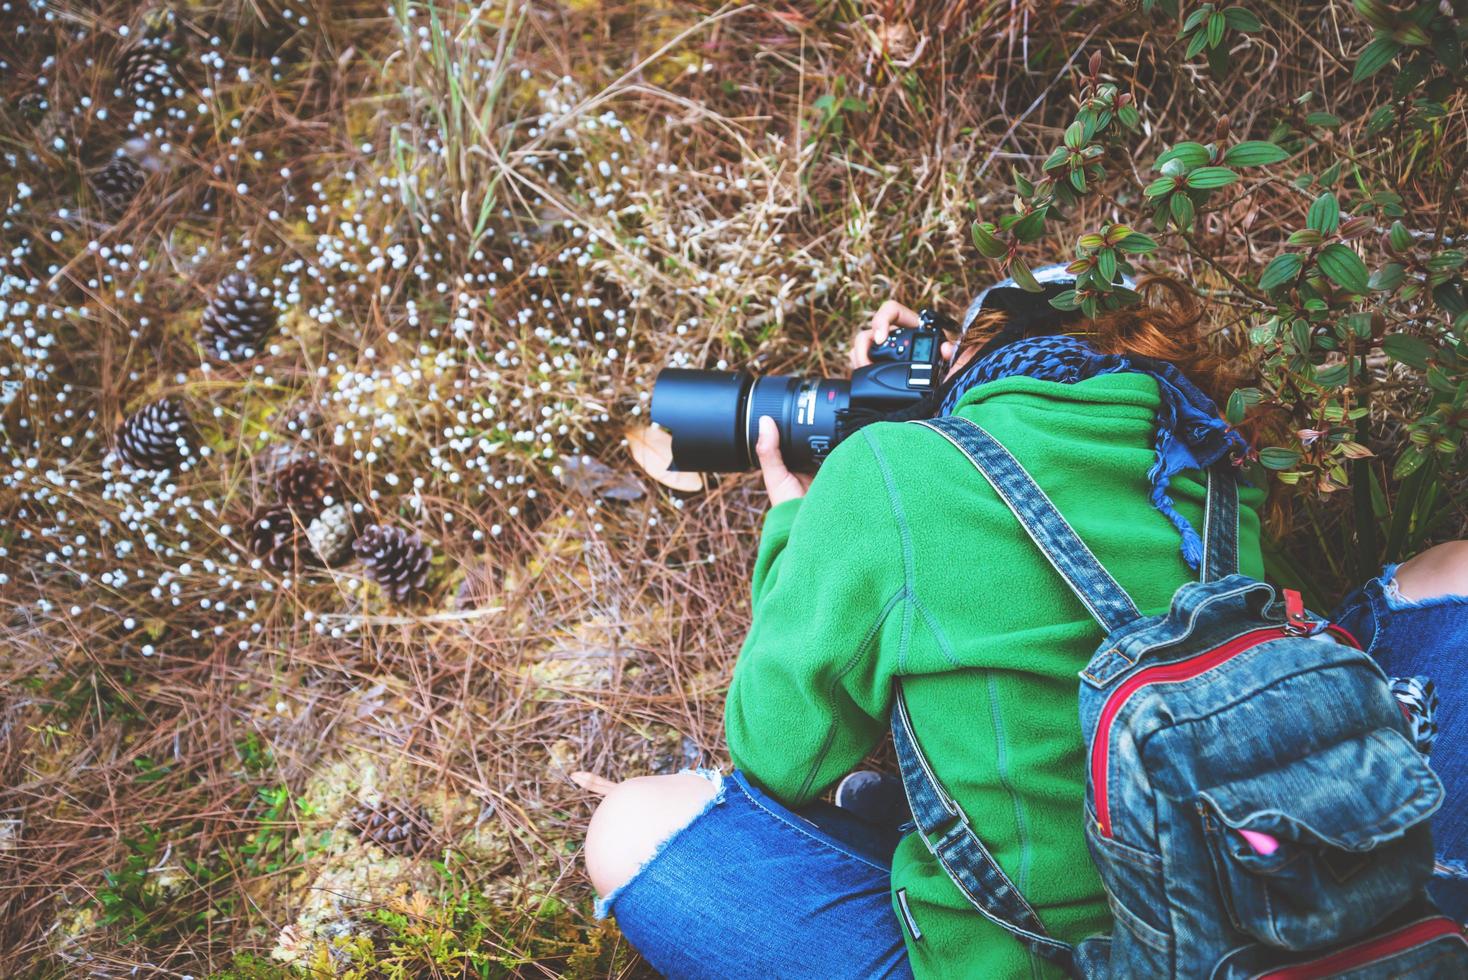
[915,416,1141,633]
[895,416,1235,975]
[891,681,1079,976]
[1200,465,1240,583]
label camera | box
[650,317,951,474]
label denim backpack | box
[892,415,1468,978]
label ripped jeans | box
[596,769,912,978]
[597,567,1468,978]
[1331,563,1468,920]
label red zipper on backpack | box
[1253,916,1468,979]
[1091,611,1360,839]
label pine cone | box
[199,272,278,363]
[348,800,434,856]
[306,504,356,567]
[247,503,308,571]
[353,524,432,602]
[90,156,147,217]
[116,37,177,107]
[274,458,336,519]
[115,398,193,471]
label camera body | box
[650,324,947,474]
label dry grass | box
[1,0,1464,976]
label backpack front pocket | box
[1197,729,1441,951]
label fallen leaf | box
[570,771,620,796]
[624,425,704,493]
[558,453,645,501]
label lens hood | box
[650,369,755,472]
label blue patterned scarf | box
[938,334,1249,570]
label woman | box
[581,270,1468,978]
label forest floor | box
[2,1,1464,976]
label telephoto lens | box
[650,323,949,475]
[649,370,850,474]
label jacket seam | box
[793,432,909,802]
[984,667,1038,980]
[864,429,917,673]
[912,597,960,668]
[795,585,906,802]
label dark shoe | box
[834,770,908,828]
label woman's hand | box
[850,299,958,369]
[756,416,813,507]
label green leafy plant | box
[967,10,1468,593]
[240,785,320,875]
[970,52,1142,304]
[807,77,869,144]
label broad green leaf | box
[1427,366,1459,394]
[1222,140,1288,167]
[1290,318,1313,354]
[1049,289,1080,311]
[1186,28,1210,60]
[1353,37,1402,81]
[1352,0,1393,32]
[1343,312,1374,339]
[1144,176,1177,198]
[1317,243,1370,293]
[1186,166,1240,189]
[1368,263,1405,291]
[1205,42,1231,78]
[1392,56,1430,99]
[1206,11,1226,49]
[1287,229,1325,247]
[1258,253,1302,291]
[1097,248,1118,283]
[1012,208,1047,242]
[1388,221,1411,252]
[1306,192,1340,234]
[971,222,1007,258]
[1433,27,1464,73]
[1225,386,1261,424]
[1222,7,1262,32]
[1393,446,1427,480]
[1110,286,1143,307]
[1051,289,1086,312]
[1365,104,1395,136]
[1394,23,1430,47]
[1117,232,1159,253]
[1304,111,1342,128]
[1080,112,1099,143]
[1155,141,1212,171]
[1380,333,1433,370]
[1314,363,1350,387]
[1009,260,1042,292]
[1427,250,1467,272]
[1259,447,1303,470]
[1170,192,1196,229]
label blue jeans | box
[596,769,912,979]
[600,568,1468,976]
[1331,563,1468,922]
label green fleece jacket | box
[725,373,1264,979]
